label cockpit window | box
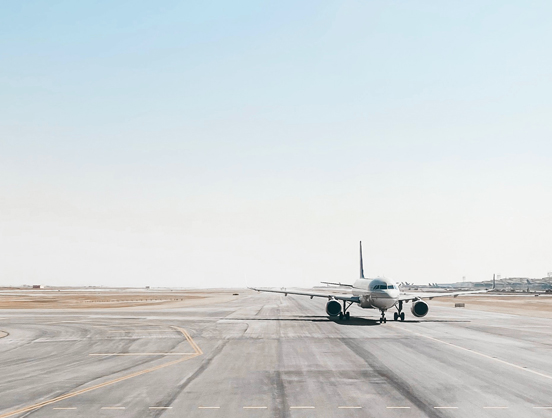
[388,285,394,289]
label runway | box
[1,291,552,417]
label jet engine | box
[411,300,429,317]
[325,300,342,317]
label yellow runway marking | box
[173,326,203,355]
[394,325,552,382]
[0,327,202,418]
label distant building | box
[32,285,44,289]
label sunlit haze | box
[1,1,551,288]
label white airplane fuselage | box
[352,277,401,310]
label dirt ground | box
[1,289,552,318]
[0,288,241,310]
[431,294,552,318]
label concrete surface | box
[1,290,552,417]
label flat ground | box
[1,290,552,418]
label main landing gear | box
[393,300,405,322]
[339,300,353,321]
[379,309,387,324]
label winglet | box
[360,241,365,279]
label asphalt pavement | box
[1,291,552,417]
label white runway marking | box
[107,330,177,332]
[396,326,552,382]
[89,353,195,356]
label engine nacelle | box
[411,300,429,317]
[325,300,342,317]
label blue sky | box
[1,1,551,287]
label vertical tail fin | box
[360,241,365,279]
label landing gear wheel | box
[379,317,383,324]
[394,312,398,321]
[339,312,344,321]
[345,312,350,320]
[383,317,387,323]
[400,312,405,321]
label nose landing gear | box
[379,310,387,323]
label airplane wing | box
[320,281,354,288]
[249,287,361,303]
[398,288,489,302]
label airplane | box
[250,242,492,323]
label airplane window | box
[388,285,394,289]
[381,285,388,289]
[373,285,380,290]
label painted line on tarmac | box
[394,325,552,382]
[89,353,196,356]
[107,330,177,332]
[0,327,202,418]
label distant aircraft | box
[251,242,491,323]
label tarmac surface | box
[1,290,552,417]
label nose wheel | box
[379,310,387,323]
